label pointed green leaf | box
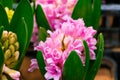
[36,5,51,30]
[83,40,90,78]
[11,18,28,70]
[62,51,84,80]
[0,26,4,39]
[0,47,4,78]
[10,0,33,49]
[0,0,13,9]
[92,0,101,30]
[0,4,9,30]
[85,33,104,80]
[72,0,92,26]
[38,27,48,42]
[36,51,46,76]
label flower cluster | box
[29,16,97,80]
[31,0,77,46]
[0,31,20,80]
[36,0,77,30]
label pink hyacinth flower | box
[35,0,78,30]
[29,16,97,80]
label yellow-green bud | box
[2,75,8,80]
[2,46,5,51]
[9,32,17,40]
[2,31,8,42]
[9,37,16,44]
[3,40,9,50]
[14,51,19,61]
[9,45,15,54]
[5,57,15,66]
[4,49,11,60]
[8,31,12,37]
[14,42,19,50]
[8,61,17,68]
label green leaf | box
[38,27,48,42]
[83,40,90,78]
[0,26,4,39]
[92,0,101,30]
[36,51,46,76]
[10,0,33,49]
[85,33,104,80]
[62,51,84,80]
[0,0,13,9]
[0,47,4,78]
[36,5,51,30]
[11,18,28,70]
[72,0,92,26]
[0,4,9,30]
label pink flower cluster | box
[36,0,78,30]
[30,16,97,80]
[31,0,78,46]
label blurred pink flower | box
[36,0,78,30]
[31,16,39,47]
[31,0,78,46]
[29,16,97,80]
[28,59,39,72]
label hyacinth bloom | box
[36,0,78,30]
[31,0,77,46]
[29,16,97,80]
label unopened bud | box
[4,49,11,61]
[9,37,16,44]
[2,31,8,41]
[5,7,14,22]
[8,61,17,68]
[3,40,9,50]
[9,45,15,54]
[14,42,19,50]
[8,31,12,37]
[10,33,17,40]
[2,46,5,51]
[14,51,19,61]
[5,57,15,67]
[2,75,8,80]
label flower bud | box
[2,31,8,42]
[9,37,16,44]
[4,49,11,61]
[9,44,15,54]
[8,31,12,37]
[5,7,14,22]
[2,46,5,51]
[14,42,19,50]
[8,61,17,68]
[5,57,15,67]
[3,40,9,50]
[9,33,17,40]
[3,65,20,80]
[14,51,19,61]
[2,75,8,80]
